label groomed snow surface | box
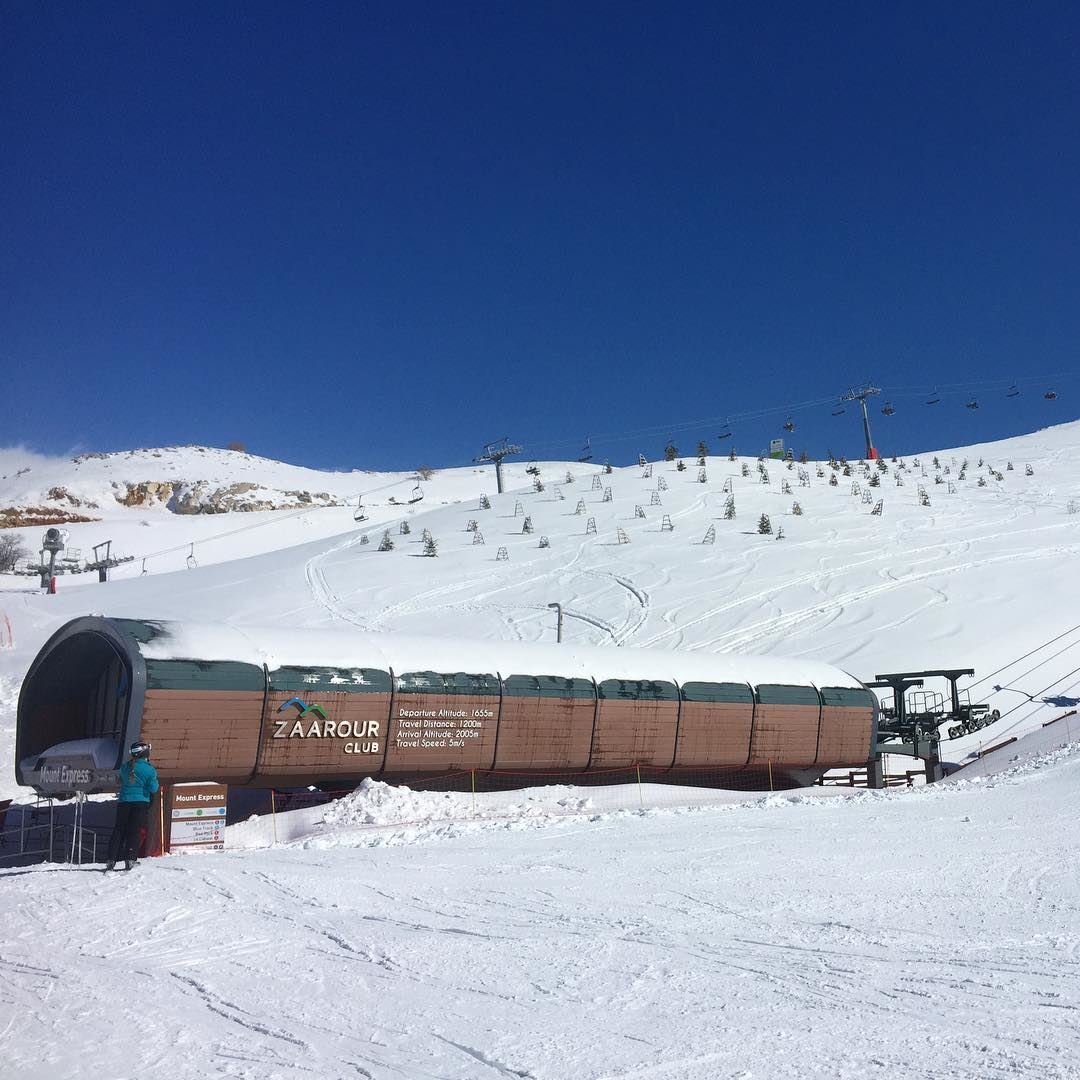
[3,727,1079,1080]
[2,422,1080,1078]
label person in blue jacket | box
[105,741,160,871]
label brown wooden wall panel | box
[383,693,499,772]
[494,697,594,770]
[140,689,264,782]
[815,706,874,766]
[747,704,821,766]
[673,702,754,767]
[256,690,390,781]
[590,700,678,767]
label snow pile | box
[322,778,595,830]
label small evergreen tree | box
[792,501,803,515]
[676,459,686,471]
[479,494,491,509]
[869,473,880,487]
[757,513,773,535]
[664,442,678,461]
[728,447,737,462]
[741,462,751,477]
[697,440,709,458]
[724,494,736,519]
[378,530,394,551]
[423,535,438,556]
[400,521,411,534]
[604,461,613,474]
[829,474,838,487]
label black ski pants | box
[106,801,149,864]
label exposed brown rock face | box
[42,487,101,510]
[1,508,99,527]
[117,481,175,508]
[113,481,343,514]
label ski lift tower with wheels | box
[840,384,882,460]
[475,437,523,495]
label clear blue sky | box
[2,2,1078,470]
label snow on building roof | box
[112,617,863,690]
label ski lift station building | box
[16,617,879,796]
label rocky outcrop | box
[1,507,99,527]
[117,481,175,508]
[46,486,99,509]
[114,480,344,514]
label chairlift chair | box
[353,496,368,523]
[407,480,424,504]
[716,419,732,440]
[578,436,592,463]
[926,390,941,405]
[831,404,846,416]
[1007,385,1020,398]
[965,399,979,410]
[525,460,540,476]
[783,417,795,433]
[1045,388,1057,400]
[881,401,895,416]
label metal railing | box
[0,796,107,866]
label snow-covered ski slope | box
[3,421,1079,797]
[2,423,1080,1079]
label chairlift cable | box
[966,620,1080,692]
[988,660,1080,733]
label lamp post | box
[547,602,563,644]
